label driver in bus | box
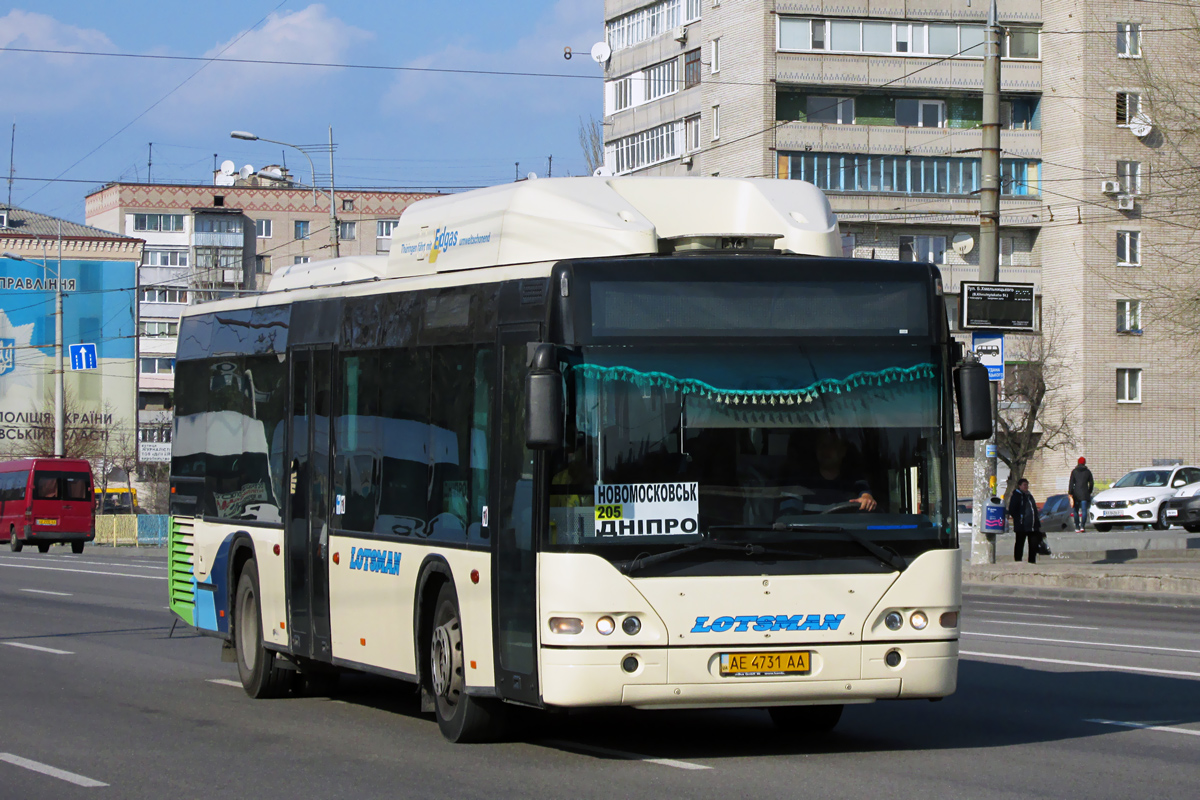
[782,430,877,515]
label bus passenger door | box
[492,327,542,706]
[286,347,334,661]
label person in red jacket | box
[1069,457,1094,533]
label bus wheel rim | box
[431,620,462,702]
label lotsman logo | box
[691,614,846,633]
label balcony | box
[775,53,1041,93]
[831,195,1045,227]
[776,122,1041,159]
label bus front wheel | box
[429,581,505,742]
[769,704,844,734]
[8,528,21,552]
[234,558,290,699]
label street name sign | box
[960,282,1036,330]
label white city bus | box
[167,177,990,742]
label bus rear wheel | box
[429,582,505,742]
[769,704,844,734]
[8,528,21,552]
[234,558,290,699]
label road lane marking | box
[0,753,107,787]
[2,642,73,655]
[543,740,712,771]
[1086,719,1200,738]
[963,631,1200,656]
[967,601,1056,609]
[968,620,1099,630]
[0,557,167,571]
[207,679,243,688]
[18,589,73,597]
[0,563,166,580]
[962,650,1200,679]
[972,610,1072,619]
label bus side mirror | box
[526,344,562,450]
[955,360,992,440]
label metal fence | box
[93,515,170,547]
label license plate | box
[1101,510,1124,517]
[35,518,57,526]
[1167,509,1179,517]
[720,651,810,677]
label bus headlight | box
[910,611,929,630]
[549,617,583,635]
[884,611,903,631]
[596,616,616,635]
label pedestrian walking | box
[1007,478,1043,564]
[1069,456,1094,533]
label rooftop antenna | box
[148,142,153,184]
[7,122,14,209]
[514,162,519,181]
[548,154,553,178]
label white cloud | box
[0,10,118,110]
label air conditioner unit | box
[1101,180,1122,195]
[221,268,242,284]
[673,26,688,44]
[1117,195,1137,211]
[680,154,693,167]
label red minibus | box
[0,458,95,554]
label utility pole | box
[970,0,1002,565]
[328,126,339,258]
[54,219,64,458]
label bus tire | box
[8,527,21,552]
[37,543,50,554]
[429,581,505,743]
[71,542,85,554]
[768,704,844,734]
[234,558,290,699]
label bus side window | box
[427,345,475,543]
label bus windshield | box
[547,342,951,567]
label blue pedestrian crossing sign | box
[69,343,98,371]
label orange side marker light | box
[360,638,366,646]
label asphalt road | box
[2,547,1198,799]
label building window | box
[808,96,854,124]
[684,48,701,88]
[195,216,243,234]
[213,195,225,207]
[1118,161,1142,195]
[1117,230,1141,266]
[1118,23,1141,58]
[133,214,184,232]
[139,357,175,375]
[139,320,179,337]
[711,38,720,73]
[612,120,681,174]
[295,220,310,240]
[1116,92,1141,125]
[338,221,357,240]
[294,256,311,265]
[685,114,701,151]
[612,76,633,112]
[899,235,946,264]
[645,58,679,101]
[140,288,188,303]
[712,105,720,140]
[1005,27,1040,59]
[811,20,826,50]
[781,151,1038,196]
[255,255,269,274]
[1117,368,1142,403]
[377,219,399,253]
[142,250,188,267]
[606,0,684,52]
[255,219,272,238]
[778,18,1028,58]
[896,98,945,128]
[685,0,701,23]
[342,198,355,211]
[1117,300,1143,334]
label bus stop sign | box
[971,332,1004,382]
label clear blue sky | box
[0,1,604,221]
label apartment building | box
[601,0,1199,497]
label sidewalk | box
[963,558,1200,607]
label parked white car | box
[1089,465,1200,531]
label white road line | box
[963,631,1200,657]
[18,589,72,597]
[0,563,166,580]
[967,601,1056,610]
[967,620,1100,630]
[1086,719,1200,738]
[962,650,1200,679]
[543,740,712,771]
[0,557,167,571]
[0,753,107,788]
[972,610,1072,619]
[207,678,242,688]
[2,642,73,655]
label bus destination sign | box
[960,282,1036,330]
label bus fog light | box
[910,611,929,630]
[884,611,903,631]
[622,655,639,673]
[940,611,959,628]
[549,617,583,635]
[622,616,641,635]
[884,649,903,668]
[597,616,616,635]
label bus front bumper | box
[540,640,957,709]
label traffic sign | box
[69,343,98,371]
[960,282,1036,330]
[971,332,1004,382]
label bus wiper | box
[616,539,818,576]
[776,522,908,572]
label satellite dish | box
[1129,113,1154,138]
[261,167,283,179]
[526,172,538,180]
[952,232,975,255]
[239,164,255,179]
[220,160,236,176]
[591,41,612,64]
[593,166,614,177]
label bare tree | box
[995,306,1080,497]
[578,115,605,175]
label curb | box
[963,581,1200,608]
